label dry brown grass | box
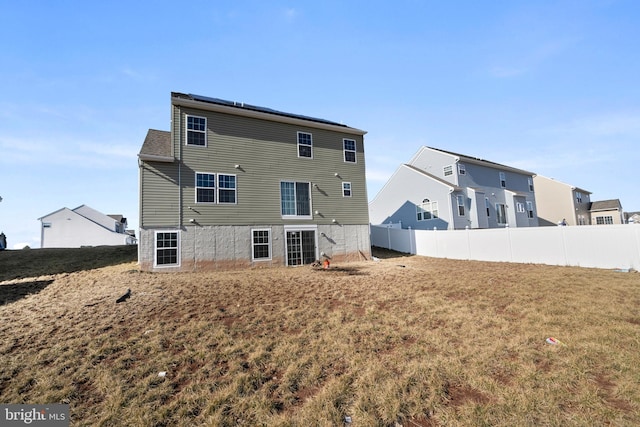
[1,247,639,426]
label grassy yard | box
[1,247,639,426]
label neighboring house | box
[590,199,624,225]
[625,212,640,224]
[137,92,370,271]
[369,146,539,230]
[533,175,593,226]
[39,205,136,248]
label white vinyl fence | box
[371,224,640,270]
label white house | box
[369,146,539,230]
[39,205,136,248]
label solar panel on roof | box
[187,93,347,128]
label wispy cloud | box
[0,135,137,169]
[282,8,298,22]
[489,36,581,78]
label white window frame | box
[195,172,216,204]
[456,194,465,216]
[342,182,352,197]
[576,192,583,203]
[516,202,525,213]
[280,180,312,219]
[444,165,453,176]
[596,216,613,225]
[485,197,490,217]
[496,203,507,225]
[154,230,180,267]
[528,177,534,192]
[458,164,466,175]
[297,131,313,159]
[417,200,438,221]
[499,172,506,188]
[251,228,272,261]
[526,201,534,219]
[218,174,237,204]
[343,139,357,163]
[186,115,207,146]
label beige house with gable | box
[533,175,592,226]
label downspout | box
[177,106,182,229]
[137,157,143,265]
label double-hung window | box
[417,200,438,221]
[196,173,236,204]
[196,173,216,203]
[251,229,272,261]
[218,174,237,204]
[576,192,583,203]
[485,197,490,216]
[499,172,506,188]
[458,164,466,175]
[155,231,179,266]
[343,139,356,163]
[456,195,465,216]
[342,182,352,197]
[297,132,312,158]
[526,201,534,219]
[280,181,311,218]
[528,177,534,192]
[186,115,206,146]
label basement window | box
[155,231,179,266]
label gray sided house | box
[369,146,539,230]
[138,92,370,271]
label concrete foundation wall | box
[139,224,371,272]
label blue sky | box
[1,1,639,248]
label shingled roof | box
[590,199,622,211]
[139,129,172,161]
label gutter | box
[138,153,175,163]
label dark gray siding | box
[171,105,368,226]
